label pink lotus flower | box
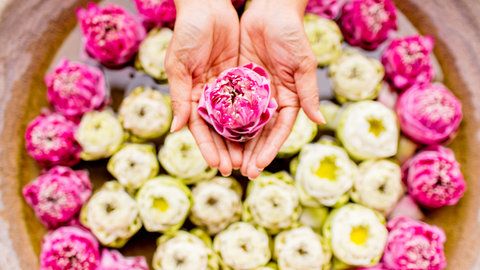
[339,0,397,50]
[388,195,424,221]
[383,217,447,270]
[395,84,462,145]
[23,166,92,229]
[45,59,107,119]
[76,3,146,67]
[305,0,346,20]
[382,35,434,91]
[402,146,466,208]
[198,63,277,142]
[25,111,82,167]
[40,226,100,270]
[132,0,177,29]
[97,249,149,270]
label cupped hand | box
[166,0,243,176]
[239,0,325,179]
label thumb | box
[166,60,192,132]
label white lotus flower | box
[304,14,343,66]
[136,28,172,80]
[278,109,318,157]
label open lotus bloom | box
[98,249,148,270]
[351,159,404,216]
[279,109,318,157]
[243,171,301,234]
[339,0,397,50]
[213,222,271,270]
[305,0,346,20]
[383,217,447,270]
[80,181,142,248]
[107,143,159,192]
[25,111,81,167]
[190,177,243,235]
[304,14,343,66]
[198,63,278,142]
[295,143,356,207]
[136,28,172,80]
[338,101,399,160]
[382,35,435,91]
[323,203,388,268]
[396,83,463,145]
[274,227,332,270]
[159,128,217,184]
[153,229,219,270]
[329,50,384,103]
[119,86,172,141]
[23,166,91,229]
[136,175,192,233]
[45,59,107,119]
[402,146,466,208]
[40,226,100,270]
[76,3,145,67]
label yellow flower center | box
[350,226,369,245]
[315,156,338,181]
[367,117,386,137]
[153,197,169,212]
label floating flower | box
[337,101,399,160]
[98,249,148,270]
[40,226,100,270]
[305,0,346,20]
[158,128,217,184]
[243,171,301,234]
[350,159,404,215]
[80,181,142,248]
[383,217,447,270]
[274,227,332,270]
[190,177,243,235]
[23,166,91,229]
[107,143,159,192]
[329,50,384,103]
[136,175,192,233]
[382,35,435,91]
[279,110,318,157]
[198,63,278,142]
[75,110,126,161]
[133,0,177,29]
[45,59,107,119]
[25,111,81,167]
[395,83,462,145]
[339,0,397,50]
[136,28,172,80]
[76,3,146,67]
[153,229,219,270]
[323,203,388,268]
[299,206,329,232]
[295,143,356,207]
[402,146,466,208]
[213,222,271,270]
[304,14,343,66]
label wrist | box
[248,0,308,16]
[175,0,232,10]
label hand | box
[239,0,326,179]
[166,0,243,176]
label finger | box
[226,141,243,169]
[211,130,233,176]
[246,130,269,180]
[241,131,262,177]
[166,60,193,132]
[256,107,299,169]
[294,55,326,125]
[188,103,220,168]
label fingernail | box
[317,110,327,125]
[256,167,263,172]
[170,116,178,132]
[232,167,240,170]
[248,176,256,181]
[222,171,232,177]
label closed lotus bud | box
[190,177,243,235]
[133,0,177,28]
[337,101,399,160]
[80,181,142,248]
[402,146,466,208]
[136,28,172,80]
[382,35,435,91]
[318,100,341,130]
[23,166,92,229]
[98,249,148,270]
[198,63,278,142]
[395,83,462,145]
[329,50,384,103]
[274,227,332,270]
[295,143,356,207]
[25,111,81,167]
[75,110,126,161]
[136,175,192,233]
[323,203,388,268]
[388,195,425,221]
[159,128,217,184]
[304,14,343,66]
[339,0,397,50]
[76,3,146,67]
[278,109,318,157]
[299,206,329,232]
[107,143,159,192]
[213,222,271,270]
[305,0,346,20]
